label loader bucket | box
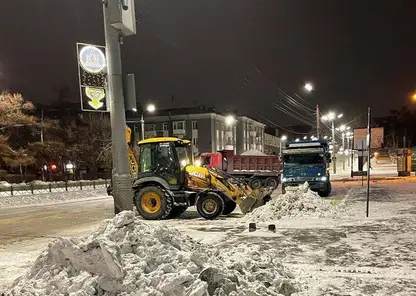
[237,187,274,214]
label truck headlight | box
[320,176,327,181]
[281,177,287,183]
[194,159,201,167]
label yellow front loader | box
[108,128,273,220]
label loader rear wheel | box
[249,178,262,189]
[222,200,237,215]
[196,193,224,220]
[135,186,173,220]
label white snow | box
[0,190,108,209]
[6,211,298,296]
[242,183,350,223]
[240,149,267,156]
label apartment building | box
[126,107,265,154]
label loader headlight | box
[194,159,201,167]
[320,176,327,182]
[181,159,188,167]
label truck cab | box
[281,140,332,197]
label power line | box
[255,113,312,135]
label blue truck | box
[281,140,332,197]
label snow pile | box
[242,183,350,222]
[0,190,107,209]
[7,211,298,296]
[241,149,266,156]
[0,181,12,187]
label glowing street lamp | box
[321,111,344,174]
[140,103,156,140]
[412,93,416,101]
[279,135,287,157]
[304,82,313,92]
[225,115,236,126]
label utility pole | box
[103,0,134,214]
[366,107,371,218]
[41,109,45,182]
[316,104,320,139]
[332,120,336,174]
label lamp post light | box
[140,104,156,140]
[322,111,344,174]
[224,115,236,150]
[279,135,287,157]
[304,82,313,92]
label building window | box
[145,124,155,131]
[192,121,198,130]
[173,121,185,130]
[162,123,168,131]
[134,125,140,133]
[192,137,198,146]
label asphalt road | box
[1,179,415,294]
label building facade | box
[127,108,265,155]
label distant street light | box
[412,93,416,101]
[279,135,287,157]
[304,82,313,92]
[140,104,156,140]
[225,115,236,126]
[321,111,344,174]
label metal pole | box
[366,107,371,218]
[279,141,282,157]
[140,112,145,140]
[316,104,320,139]
[332,120,336,174]
[41,109,45,182]
[103,0,133,214]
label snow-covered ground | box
[0,189,108,208]
[1,180,415,295]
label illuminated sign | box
[79,45,106,74]
[76,42,108,112]
[85,87,105,110]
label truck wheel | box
[249,178,262,189]
[265,177,279,189]
[222,200,237,215]
[319,183,332,197]
[196,192,224,220]
[135,186,173,220]
[168,206,188,219]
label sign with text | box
[353,127,384,150]
[76,43,108,112]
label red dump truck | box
[197,150,281,190]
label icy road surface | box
[1,180,416,295]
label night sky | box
[1,0,415,126]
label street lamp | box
[412,93,416,101]
[225,115,235,126]
[140,104,156,140]
[304,82,313,92]
[279,135,287,157]
[322,111,343,174]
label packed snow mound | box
[241,149,266,156]
[242,183,350,222]
[7,211,298,296]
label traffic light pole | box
[103,0,133,214]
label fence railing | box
[0,180,109,197]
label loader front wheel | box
[196,193,224,220]
[135,186,173,220]
[222,200,237,215]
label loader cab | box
[137,137,192,189]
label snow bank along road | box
[1,180,415,295]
